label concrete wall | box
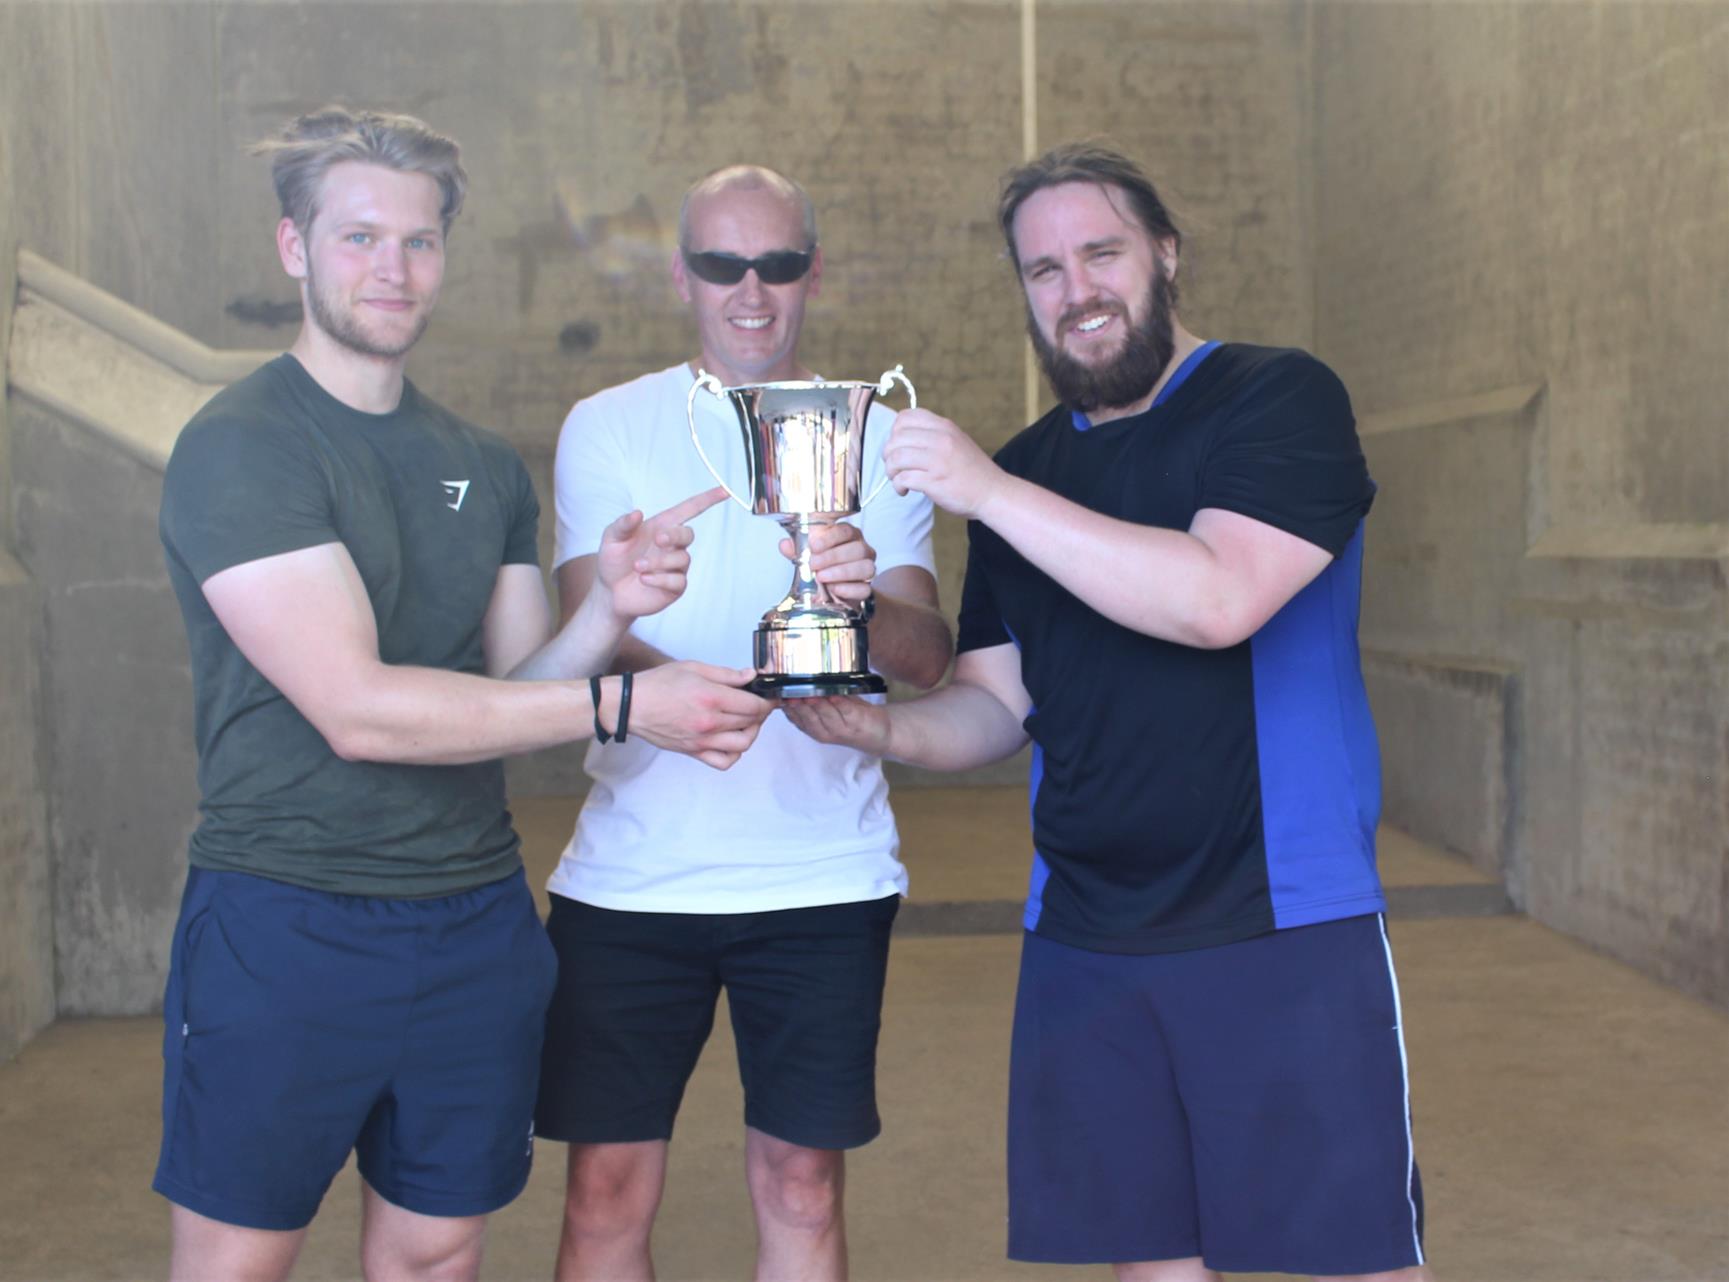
[0,554,53,1061]
[1315,2,1729,1004]
[198,1,1312,788]
[2,1,1315,1023]
[4,0,1723,1024]
[11,397,197,1016]
[0,2,228,1046]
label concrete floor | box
[2,788,1726,1281]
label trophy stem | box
[781,516,834,610]
[751,513,884,698]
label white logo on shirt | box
[441,480,471,511]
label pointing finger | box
[655,485,730,528]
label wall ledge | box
[0,547,32,586]
[1358,381,1543,436]
[1527,522,1729,563]
[1362,648,1518,679]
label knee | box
[363,1220,485,1282]
[563,1146,663,1239]
[750,1145,844,1232]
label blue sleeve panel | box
[1250,520,1386,928]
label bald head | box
[677,165,817,252]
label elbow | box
[903,648,954,693]
[323,723,377,763]
[903,635,956,692]
[1179,603,1257,651]
[320,710,396,763]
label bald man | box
[534,166,954,1281]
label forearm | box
[977,475,1238,648]
[607,632,674,673]
[326,663,603,765]
[881,678,1028,772]
[866,591,954,690]
[506,589,631,682]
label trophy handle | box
[862,364,917,507]
[686,369,754,511]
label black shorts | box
[536,893,900,1150]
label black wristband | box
[588,674,612,745]
[615,671,634,744]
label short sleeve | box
[552,395,633,568]
[1197,354,1374,556]
[956,520,1011,654]
[160,416,337,583]
[495,448,540,566]
[857,402,937,578]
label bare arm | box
[782,642,1029,772]
[883,410,1332,649]
[202,541,770,768]
[513,487,728,680]
[862,565,952,689]
[555,555,674,672]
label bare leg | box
[168,1204,306,1282]
[1113,1260,1220,1282]
[358,1182,487,1282]
[554,1140,669,1282]
[1319,1269,1434,1282]
[745,1127,847,1282]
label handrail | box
[16,248,278,384]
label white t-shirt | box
[546,363,937,914]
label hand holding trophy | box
[687,365,917,697]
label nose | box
[1061,258,1096,308]
[372,240,407,284]
[736,268,768,302]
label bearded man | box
[786,142,1433,1282]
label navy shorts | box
[536,893,899,1150]
[153,866,559,1231]
[1008,913,1426,1275]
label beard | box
[1028,268,1176,415]
[304,258,430,360]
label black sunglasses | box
[682,247,814,287]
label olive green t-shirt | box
[159,355,539,896]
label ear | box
[671,247,694,304]
[1156,237,1179,283]
[277,217,309,281]
[806,245,823,299]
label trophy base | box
[751,615,881,700]
[749,671,887,700]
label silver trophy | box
[687,365,917,697]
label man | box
[787,143,1433,1282]
[537,165,954,1282]
[154,108,772,1282]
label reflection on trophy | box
[687,365,917,698]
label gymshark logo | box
[441,480,471,511]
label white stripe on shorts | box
[1377,913,1425,1266]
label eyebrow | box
[333,219,441,237]
[1022,235,1126,275]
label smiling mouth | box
[730,316,773,330]
[1065,309,1121,338]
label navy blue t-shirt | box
[957,344,1384,954]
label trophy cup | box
[687,365,917,697]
